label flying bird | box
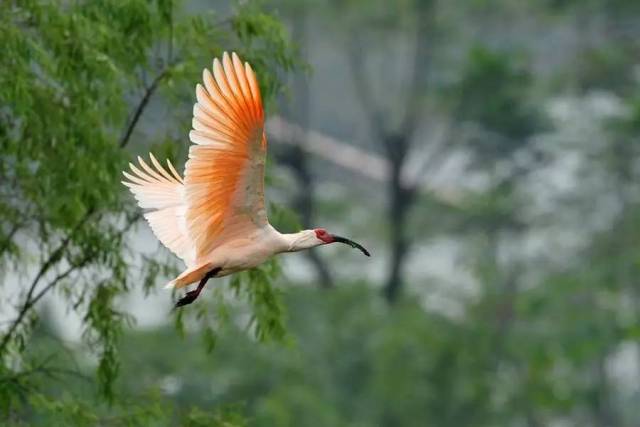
[122,52,370,307]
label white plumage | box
[123,52,369,307]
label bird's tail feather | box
[165,262,215,290]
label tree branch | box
[346,38,386,137]
[0,211,142,358]
[404,119,455,188]
[398,1,433,138]
[30,254,94,312]
[119,65,174,148]
[268,116,390,181]
[0,212,94,355]
[0,355,91,386]
[0,222,22,255]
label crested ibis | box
[122,52,370,307]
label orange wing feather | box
[184,52,267,261]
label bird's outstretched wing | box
[184,52,268,260]
[122,154,195,265]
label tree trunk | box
[285,3,334,288]
[383,134,413,302]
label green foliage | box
[232,2,300,107]
[4,0,640,425]
[572,46,637,94]
[26,391,168,427]
[455,181,525,234]
[0,0,296,422]
[451,46,542,161]
[184,405,249,427]
[83,283,133,402]
[52,282,632,426]
[239,259,287,342]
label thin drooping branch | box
[0,222,22,255]
[0,353,91,387]
[30,254,94,312]
[408,119,455,187]
[399,2,432,138]
[119,65,174,148]
[346,38,386,138]
[1,56,161,354]
[0,213,92,355]
[0,212,142,358]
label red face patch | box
[314,228,333,243]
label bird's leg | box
[175,267,221,308]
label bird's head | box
[313,228,370,257]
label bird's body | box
[123,52,369,306]
[189,225,283,280]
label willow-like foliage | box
[0,0,297,422]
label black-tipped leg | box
[174,288,202,307]
[174,267,221,308]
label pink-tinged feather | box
[122,155,194,266]
[183,54,267,261]
[122,52,277,291]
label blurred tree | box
[274,0,335,288]
[450,46,542,165]
[328,0,544,303]
[331,0,442,302]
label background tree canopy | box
[3,0,640,426]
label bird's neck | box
[277,229,321,253]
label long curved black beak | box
[331,235,370,257]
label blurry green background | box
[3,0,640,425]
